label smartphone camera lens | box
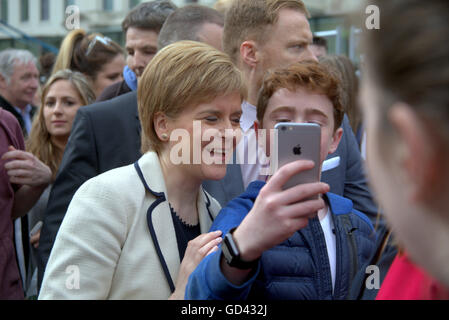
[281,126,287,131]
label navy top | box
[169,204,201,261]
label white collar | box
[240,101,257,133]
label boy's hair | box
[138,41,247,154]
[257,61,344,131]
[122,0,177,34]
[223,0,309,64]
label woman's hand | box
[2,146,52,187]
[169,230,222,300]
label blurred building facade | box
[0,0,364,61]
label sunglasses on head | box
[85,35,112,56]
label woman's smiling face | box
[164,91,242,182]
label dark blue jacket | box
[186,181,377,300]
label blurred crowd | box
[1,0,448,301]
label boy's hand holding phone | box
[232,159,329,262]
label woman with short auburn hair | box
[39,41,247,300]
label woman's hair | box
[320,55,361,138]
[138,40,247,154]
[364,0,449,145]
[26,69,96,179]
[256,60,344,132]
[52,29,123,83]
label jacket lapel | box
[197,187,220,234]
[137,152,180,292]
[137,152,222,293]
[150,199,180,291]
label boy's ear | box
[388,103,441,204]
[240,40,258,69]
[328,127,343,154]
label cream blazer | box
[39,152,221,300]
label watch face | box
[225,232,240,257]
[222,232,238,266]
[222,230,258,270]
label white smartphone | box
[274,123,321,193]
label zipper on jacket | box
[343,216,359,299]
[332,217,342,299]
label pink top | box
[377,252,449,300]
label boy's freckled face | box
[262,87,342,165]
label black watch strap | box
[221,228,259,270]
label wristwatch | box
[221,228,259,270]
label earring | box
[161,133,168,141]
